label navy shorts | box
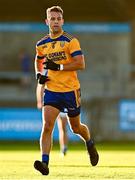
[43,89,81,117]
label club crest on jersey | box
[51,41,56,49]
[60,41,65,48]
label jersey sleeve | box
[69,38,83,57]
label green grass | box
[0,142,135,180]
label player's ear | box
[45,19,49,26]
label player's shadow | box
[52,165,135,168]
[52,164,90,167]
[99,165,135,168]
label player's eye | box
[50,17,55,21]
[50,17,62,21]
[57,17,62,21]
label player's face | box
[46,11,64,34]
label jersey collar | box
[49,30,64,39]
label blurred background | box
[0,0,135,142]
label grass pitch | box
[0,141,135,180]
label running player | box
[34,6,99,175]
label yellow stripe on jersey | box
[35,31,83,92]
[63,31,74,41]
[74,89,81,108]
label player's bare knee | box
[42,123,53,133]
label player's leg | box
[40,105,60,155]
[34,105,60,175]
[57,113,68,155]
[68,115,99,166]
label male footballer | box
[34,6,99,175]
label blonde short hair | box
[46,6,63,18]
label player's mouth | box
[53,25,59,28]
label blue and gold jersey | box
[36,31,83,92]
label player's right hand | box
[36,73,42,80]
[36,73,49,84]
[38,75,49,84]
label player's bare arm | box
[62,55,85,71]
[36,83,44,109]
[44,55,85,71]
[35,56,50,84]
[34,57,44,76]
[35,57,46,109]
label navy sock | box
[86,139,94,148]
[62,146,67,153]
[42,154,49,165]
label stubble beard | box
[51,27,62,36]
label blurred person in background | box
[34,6,99,175]
[57,112,68,156]
[19,48,31,88]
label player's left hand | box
[43,60,60,71]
